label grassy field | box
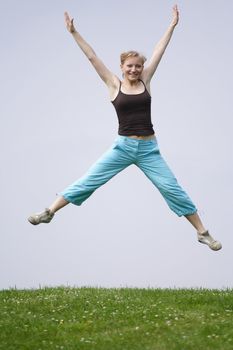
[0,287,233,350]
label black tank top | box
[111,80,155,136]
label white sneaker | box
[28,208,54,225]
[197,230,222,251]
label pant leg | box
[136,140,197,216]
[60,139,133,206]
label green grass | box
[1,287,233,350]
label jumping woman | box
[28,6,222,251]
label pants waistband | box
[117,135,157,143]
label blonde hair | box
[120,51,147,65]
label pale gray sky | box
[1,0,233,289]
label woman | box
[28,6,222,251]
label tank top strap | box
[118,80,122,92]
[139,79,146,89]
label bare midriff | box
[127,134,156,140]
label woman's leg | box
[49,196,69,214]
[28,138,132,225]
[137,141,197,217]
[60,139,132,206]
[185,212,206,232]
[136,140,222,250]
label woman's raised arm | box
[142,5,179,84]
[64,12,118,89]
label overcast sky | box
[1,0,233,290]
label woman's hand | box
[171,4,179,27]
[64,11,76,33]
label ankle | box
[197,229,208,235]
[48,208,55,215]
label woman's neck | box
[122,78,141,88]
[120,78,145,94]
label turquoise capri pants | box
[61,135,197,217]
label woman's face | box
[121,56,144,81]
